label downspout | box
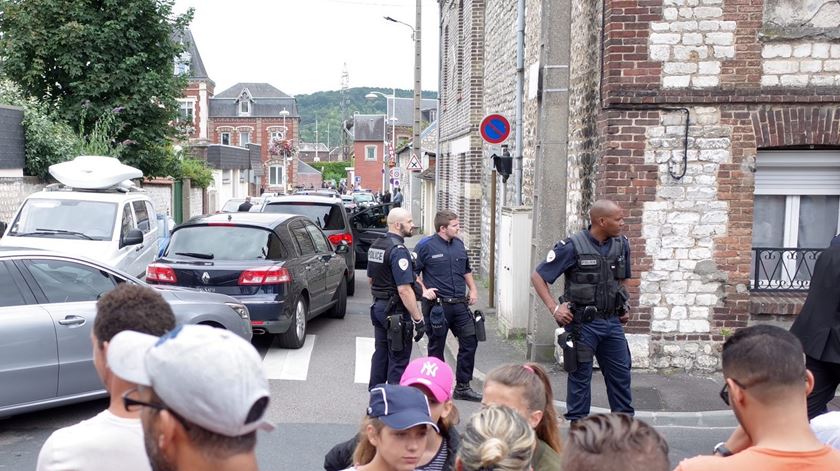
[513,0,525,205]
[435,8,444,216]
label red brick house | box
[208,83,300,192]
[175,29,214,141]
[352,114,387,193]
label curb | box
[443,334,738,428]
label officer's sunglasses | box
[122,387,193,430]
[718,378,749,406]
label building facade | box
[352,114,387,192]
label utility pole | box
[315,118,319,162]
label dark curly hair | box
[93,284,176,346]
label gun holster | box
[429,303,447,337]
[387,314,405,352]
[558,331,578,373]
[473,309,487,342]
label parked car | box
[220,197,264,213]
[341,194,357,213]
[0,247,252,419]
[261,195,356,295]
[294,189,341,199]
[350,203,393,269]
[147,213,349,348]
[352,192,377,208]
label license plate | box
[195,286,216,293]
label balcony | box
[750,247,824,292]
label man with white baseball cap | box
[108,324,273,471]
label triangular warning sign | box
[407,154,422,171]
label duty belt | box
[574,306,615,321]
[438,296,469,304]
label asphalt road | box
[0,270,732,470]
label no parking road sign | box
[480,114,511,144]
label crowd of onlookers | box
[33,283,840,471]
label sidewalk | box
[442,275,738,427]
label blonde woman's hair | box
[457,405,535,471]
[352,416,384,466]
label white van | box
[0,156,160,278]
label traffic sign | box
[393,179,400,187]
[389,168,401,179]
[407,154,422,171]
[354,175,361,184]
[480,114,511,144]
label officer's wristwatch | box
[713,442,733,457]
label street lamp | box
[366,89,398,193]
[279,108,290,194]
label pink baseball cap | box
[400,357,454,403]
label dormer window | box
[174,52,191,76]
[238,90,252,116]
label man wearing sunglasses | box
[37,284,176,471]
[675,325,840,470]
[108,324,273,471]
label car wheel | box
[346,272,355,297]
[327,277,348,319]
[278,296,307,349]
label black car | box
[261,195,357,295]
[349,203,394,269]
[147,213,349,349]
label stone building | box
[438,0,840,368]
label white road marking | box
[263,335,317,381]
[355,337,376,384]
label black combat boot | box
[453,382,483,402]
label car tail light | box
[146,263,177,283]
[328,232,353,246]
[238,266,292,285]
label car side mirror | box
[335,241,350,254]
[122,228,144,247]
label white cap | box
[108,324,274,437]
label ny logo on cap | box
[421,361,438,377]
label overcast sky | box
[173,0,440,97]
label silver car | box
[0,248,252,418]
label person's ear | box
[365,423,380,448]
[528,409,543,429]
[441,400,454,420]
[156,410,180,455]
[805,369,815,396]
[728,378,747,407]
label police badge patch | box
[398,258,409,271]
[546,250,556,263]
[368,248,385,264]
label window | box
[239,100,250,115]
[166,226,281,260]
[121,203,136,240]
[222,170,231,183]
[146,202,157,233]
[269,165,284,186]
[239,131,250,147]
[174,52,191,75]
[26,259,116,304]
[0,262,26,307]
[8,199,117,241]
[177,100,194,123]
[132,201,150,233]
[365,145,377,161]
[291,222,316,256]
[263,202,346,230]
[270,130,285,141]
[305,223,330,253]
[220,132,231,146]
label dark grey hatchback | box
[146,213,349,349]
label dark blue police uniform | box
[535,230,634,421]
[414,234,478,386]
[367,232,416,389]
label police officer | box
[414,210,483,402]
[530,199,634,421]
[367,207,425,389]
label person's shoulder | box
[673,454,726,471]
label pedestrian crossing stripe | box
[262,335,317,381]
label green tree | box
[0,0,193,177]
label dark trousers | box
[422,300,478,385]
[369,300,412,390]
[565,316,634,421]
[806,355,840,419]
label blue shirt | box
[384,233,416,286]
[414,234,472,298]
[535,231,631,284]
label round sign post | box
[480,114,511,144]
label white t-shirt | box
[37,409,151,471]
[812,411,840,449]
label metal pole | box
[489,169,497,308]
[391,89,396,192]
[513,0,525,206]
[412,0,421,203]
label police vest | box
[367,235,410,300]
[564,230,628,314]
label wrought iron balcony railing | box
[751,247,824,292]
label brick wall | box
[353,141,385,192]
[209,117,299,189]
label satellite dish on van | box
[49,156,143,190]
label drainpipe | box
[513,0,525,206]
[435,9,443,223]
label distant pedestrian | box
[790,245,840,419]
[530,199,633,421]
[36,284,176,471]
[455,405,535,471]
[238,196,253,212]
[562,413,669,471]
[392,188,403,208]
[341,384,439,471]
[482,363,563,471]
[108,324,273,471]
[675,325,840,470]
[415,210,482,401]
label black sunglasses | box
[122,387,192,430]
[719,378,749,406]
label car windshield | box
[262,202,346,230]
[8,199,117,240]
[221,199,244,212]
[165,226,282,260]
[354,193,374,203]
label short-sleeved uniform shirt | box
[535,230,631,284]
[382,233,415,287]
[414,234,472,298]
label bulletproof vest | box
[367,234,407,299]
[564,230,628,314]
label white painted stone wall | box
[649,0,735,88]
[761,42,840,87]
[143,183,173,218]
[0,177,45,223]
[189,187,204,218]
[640,107,730,369]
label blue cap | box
[367,384,439,432]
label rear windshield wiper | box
[15,228,96,240]
[174,252,215,260]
